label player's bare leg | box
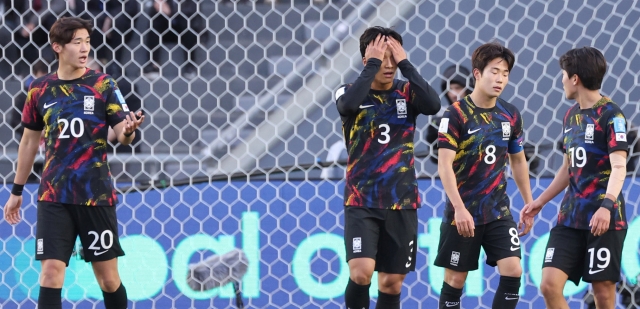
[540,267,570,309]
[376,272,405,309]
[591,280,616,309]
[93,258,128,309]
[346,257,375,309]
[438,268,467,309]
[493,256,522,309]
[38,259,66,309]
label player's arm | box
[387,38,440,116]
[438,148,475,237]
[3,128,41,224]
[589,150,627,236]
[112,111,144,145]
[590,113,629,236]
[522,154,570,218]
[509,150,534,235]
[336,35,385,116]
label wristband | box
[11,184,24,196]
[600,198,615,211]
[123,131,133,137]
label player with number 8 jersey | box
[434,42,533,309]
[335,27,440,309]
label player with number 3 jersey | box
[3,17,145,309]
[336,26,440,309]
[435,42,533,309]
[522,47,628,309]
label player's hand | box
[123,111,145,136]
[386,37,407,63]
[589,207,610,236]
[3,195,23,225]
[454,206,475,237]
[518,200,542,236]
[364,34,386,61]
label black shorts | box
[36,202,125,265]
[543,225,626,285]
[434,218,521,272]
[343,207,418,274]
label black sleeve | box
[397,59,441,116]
[335,58,381,116]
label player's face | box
[57,29,91,70]
[371,49,397,90]
[561,70,577,100]
[475,57,509,98]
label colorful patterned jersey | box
[21,69,129,206]
[438,96,524,225]
[338,80,422,209]
[559,96,628,230]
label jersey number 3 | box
[58,118,85,139]
[378,124,390,144]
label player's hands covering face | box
[124,111,145,136]
[386,38,407,63]
[365,34,387,61]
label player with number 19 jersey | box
[559,96,628,230]
[21,69,129,206]
[438,96,524,225]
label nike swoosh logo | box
[445,302,459,307]
[468,128,481,134]
[564,128,572,133]
[359,105,374,109]
[510,246,520,251]
[44,102,57,108]
[94,250,108,256]
[405,262,412,268]
[589,268,604,275]
[505,297,519,300]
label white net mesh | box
[1,0,640,308]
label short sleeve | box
[21,85,44,131]
[508,108,524,154]
[437,106,462,151]
[105,77,129,128]
[605,110,629,154]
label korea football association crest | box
[585,124,595,143]
[84,96,94,114]
[501,122,511,140]
[396,99,407,118]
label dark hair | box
[49,17,93,58]
[471,41,515,75]
[441,65,474,103]
[359,26,403,58]
[559,47,607,90]
[32,61,48,75]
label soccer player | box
[2,17,144,309]
[434,42,533,309]
[335,26,440,309]
[521,47,628,309]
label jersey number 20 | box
[58,118,84,139]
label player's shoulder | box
[334,83,352,101]
[563,102,581,118]
[600,97,624,114]
[496,98,519,112]
[29,72,56,90]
